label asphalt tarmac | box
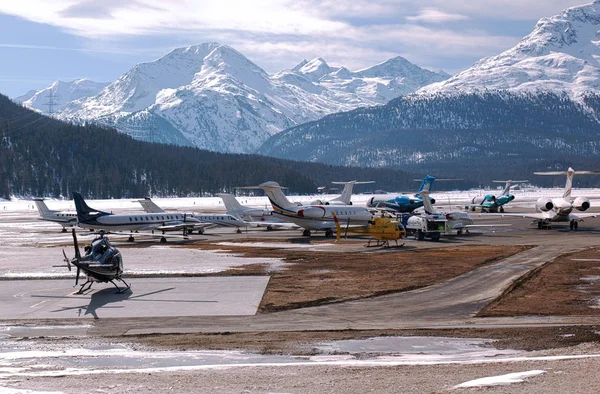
[1,208,599,333]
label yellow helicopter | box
[332,212,406,248]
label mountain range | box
[257,1,600,177]
[18,43,448,153]
[419,0,600,97]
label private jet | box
[33,199,77,232]
[73,192,201,242]
[216,193,298,230]
[498,168,600,230]
[136,197,248,233]
[466,180,528,213]
[259,181,372,237]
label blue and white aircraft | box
[466,180,528,213]
[366,176,438,213]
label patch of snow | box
[454,370,546,388]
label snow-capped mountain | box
[18,79,109,113]
[419,0,600,97]
[35,43,448,153]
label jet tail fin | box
[416,176,436,193]
[492,180,528,196]
[534,167,600,198]
[33,198,53,217]
[259,182,297,213]
[330,181,374,205]
[216,193,246,214]
[137,197,165,213]
[418,191,436,214]
[72,192,109,223]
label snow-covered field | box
[3,188,600,214]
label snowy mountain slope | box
[419,0,600,97]
[31,43,448,153]
[13,89,37,103]
[18,79,108,114]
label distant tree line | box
[0,94,416,199]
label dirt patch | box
[125,325,600,354]
[479,248,600,317]
[175,243,530,313]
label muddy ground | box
[124,325,600,354]
[182,242,530,312]
[480,248,600,317]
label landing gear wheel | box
[266,225,273,231]
[198,229,204,235]
[160,237,167,243]
[302,229,311,237]
[325,229,333,237]
[236,228,242,234]
[457,230,463,236]
[127,235,135,242]
[570,221,574,230]
[499,206,504,213]
[537,222,543,230]
[417,230,425,241]
[575,221,579,230]
[61,228,67,233]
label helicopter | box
[332,212,406,248]
[62,229,131,294]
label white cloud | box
[406,8,469,23]
[0,0,587,77]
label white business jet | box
[499,167,600,230]
[216,193,298,230]
[74,192,201,242]
[33,199,77,232]
[136,197,248,233]
[259,181,372,237]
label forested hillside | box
[258,92,600,186]
[0,94,417,199]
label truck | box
[401,213,447,241]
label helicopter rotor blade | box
[62,249,72,271]
[71,229,81,260]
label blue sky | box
[0,0,588,98]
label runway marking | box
[29,300,46,308]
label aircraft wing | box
[481,212,546,220]
[247,221,300,229]
[570,213,599,219]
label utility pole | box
[43,89,59,117]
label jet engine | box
[573,197,591,211]
[297,207,326,218]
[366,197,378,208]
[536,197,554,212]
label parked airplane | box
[33,199,77,232]
[136,197,165,213]
[137,197,248,233]
[466,180,528,213]
[73,192,201,242]
[259,181,372,237]
[366,176,438,213]
[311,181,375,205]
[498,168,600,230]
[216,193,297,230]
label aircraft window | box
[134,217,138,221]
[129,218,132,222]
